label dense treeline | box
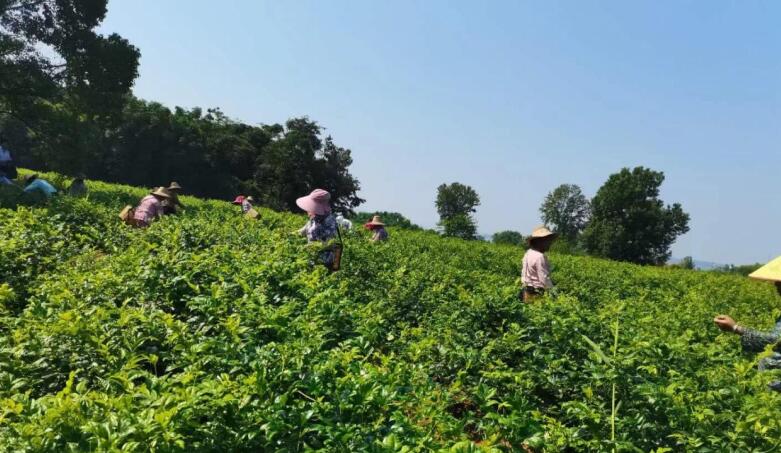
[1,0,363,213]
[3,99,364,212]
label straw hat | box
[151,187,172,199]
[168,182,182,191]
[749,256,781,283]
[365,215,385,227]
[232,195,245,205]
[296,189,331,215]
[245,196,255,203]
[528,226,557,243]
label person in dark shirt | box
[715,257,781,392]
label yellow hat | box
[749,256,781,282]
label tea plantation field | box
[1,173,780,451]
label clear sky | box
[101,1,780,265]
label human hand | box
[713,315,737,332]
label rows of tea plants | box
[1,172,780,451]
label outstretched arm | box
[716,315,781,352]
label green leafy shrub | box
[1,171,779,451]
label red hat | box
[232,195,245,205]
[364,215,385,229]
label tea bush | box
[1,172,779,451]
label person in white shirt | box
[521,226,557,302]
[336,215,352,231]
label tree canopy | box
[492,230,525,246]
[435,182,480,240]
[582,166,690,265]
[0,0,139,123]
[6,98,364,213]
[539,184,590,242]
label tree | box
[1,0,139,121]
[582,167,690,265]
[1,0,139,174]
[492,230,525,246]
[539,184,590,241]
[678,256,695,270]
[316,136,364,215]
[435,183,480,240]
[440,213,477,240]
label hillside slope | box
[1,173,780,451]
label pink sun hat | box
[296,189,331,215]
[232,195,245,205]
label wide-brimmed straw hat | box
[365,215,385,227]
[528,226,557,243]
[168,181,182,191]
[232,195,245,205]
[749,256,781,283]
[296,189,331,215]
[245,196,255,203]
[151,187,172,199]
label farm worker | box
[161,181,183,215]
[336,214,353,231]
[0,170,13,186]
[132,187,172,227]
[242,196,255,214]
[714,256,781,392]
[364,215,388,241]
[22,174,57,197]
[0,139,17,179]
[521,226,558,302]
[296,188,339,268]
[68,174,88,197]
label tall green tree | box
[1,0,139,174]
[435,182,480,240]
[582,167,690,265]
[0,0,139,120]
[539,184,590,241]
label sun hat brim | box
[749,256,781,283]
[151,188,172,199]
[296,195,330,215]
[528,229,557,244]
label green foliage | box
[582,167,690,265]
[492,230,525,247]
[671,256,696,270]
[352,211,421,230]
[7,100,364,214]
[1,171,780,451]
[436,182,480,240]
[0,0,140,123]
[539,184,590,242]
[2,4,363,214]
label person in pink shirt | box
[132,187,172,227]
[521,226,558,302]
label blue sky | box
[101,1,780,264]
